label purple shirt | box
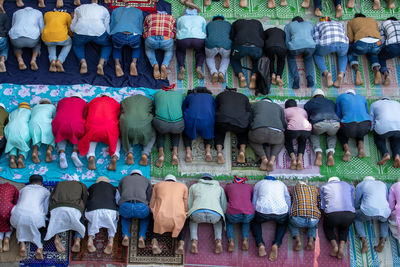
[320,181,355,214]
[224,183,254,215]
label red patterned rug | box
[108,0,157,12]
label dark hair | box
[225,86,237,92]
[354,13,366,18]
[187,87,213,95]
[285,99,297,108]
[292,16,304,23]
[387,16,398,21]
[29,174,43,185]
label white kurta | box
[44,207,85,241]
[10,184,50,248]
[85,209,118,237]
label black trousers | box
[182,132,213,149]
[373,130,400,157]
[337,121,371,145]
[265,45,286,77]
[214,122,248,149]
[151,217,189,241]
[284,130,311,155]
[323,211,356,242]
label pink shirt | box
[389,182,400,240]
[284,107,312,131]
[224,183,254,215]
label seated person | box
[110,6,143,77]
[304,89,340,166]
[378,17,400,85]
[230,19,264,89]
[176,8,206,80]
[251,176,290,261]
[347,14,382,85]
[82,176,118,255]
[143,11,176,80]
[284,99,312,170]
[320,177,355,259]
[289,182,320,251]
[0,13,11,72]
[336,90,371,162]
[150,174,188,255]
[389,180,400,243]
[248,98,286,171]
[302,0,343,18]
[78,95,121,171]
[29,98,56,164]
[0,104,9,158]
[120,94,156,166]
[52,93,87,169]
[4,102,31,169]
[264,27,286,87]
[0,182,19,253]
[71,3,112,75]
[9,7,44,71]
[10,175,50,260]
[153,88,184,168]
[182,87,215,163]
[354,176,391,253]
[284,17,316,89]
[118,170,152,248]
[370,97,400,167]
[205,15,231,84]
[313,17,349,88]
[44,179,87,254]
[225,176,254,252]
[41,10,72,72]
[188,174,227,254]
[215,88,250,164]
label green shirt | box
[154,90,183,122]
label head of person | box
[39,98,52,105]
[19,102,31,110]
[164,174,177,182]
[285,99,297,108]
[29,174,43,186]
[213,15,224,21]
[292,16,304,23]
[201,173,213,180]
[387,16,398,21]
[264,175,276,180]
[312,89,325,99]
[96,176,110,183]
[188,87,213,95]
[328,177,340,182]
[345,89,356,95]
[131,169,143,176]
[233,175,247,184]
[185,8,198,16]
[225,86,237,92]
[354,13,366,18]
[71,92,83,99]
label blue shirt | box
[9,7,44,40]
[370,99,400,135]
[320,181,355,214]
[304,97,339,125]
[205,20,231,50]
[355,178,391,218]
[176,15,206,40]
[284,21,316,51]
[110,7,143,35]
[336,93,371,123]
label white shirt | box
[70,3,110,36]
[9,7,44,40]
[14,184,50,216]
[252,179,291,215]
[85,209,118,237]
[370,99,400,135]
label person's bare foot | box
[30,61,38,71]
[38,0,45,7]
[378,153,390,165]
[153,64,160,79]
[394,155,400,168]
[314,152,322,166]
[361,238,368,253]
[301,0,310,8]
[214,239,223,254]
[74,0,81,4]
[228,239,235,252]
[205,152,213,162]
[56,0,63,7]
[178,67,185,80]
[334,72,344,88]
[49,60,57,72]
[32,150,40,164]
[217,152,225,164]
[160,64,168,80]
[327,152,335,166]
[97,63,104,75]
[139,154,148,166]
[204,0,211,6]
[35,248,44,260]
[239,0,247,7]
[196,66,204,79]
[238,73,247,88]
[155,154,164,168]
[306,238,314,250]
[249,74,257,89]
[280,0,287,6]
[342,145,351,162]
[388,2,395,8]
[242,238,249,251]
[87,238,96,253]
[373,0,380,10]
[185,149,192,163]
[290,157,297,170]
[0,61,5,73]
[107,155,118,171]
[267,159,275,172]
[223,0,229,7]
[9,155,17,169]
[71,237,81,253]
[374,69,382,85]
[260,157,268,171]
[88,156,96,170]
[176,240,185,254]
[18,60,27,70]
[104,240,113,255]
[296,156,304,170]
[314,7,322,16]
[276,76,284,87]
[126,152,134,165]
[80,60,87,74]
[325,72,333,87]
[258,244,267,257]
[269,244,278,261]
[130,62,138,76]
[16,0,24,7]
[294,236,302,251]
[330,240,339,257]
[122,236,129,247]
[171,153,179,165]
[46,147,53,163]
[383,71,391,86]
[358,145,366,158]
[115,64,124,77]
[374,238,385,252]
[347,0,354,8]
[55,60,64,72]
[54,235,66,253]
[3,237,9,252]
[268,0,275,8]
[19,242,27,257]
[337,240,346,259]
[271,73,277,85]
[218,72,225,83]
[336,4,343,18]
[211,73,219,84]
[138,237,145,249]
[190,239,198,254]
[17,155,25,169]
[238,151,245,163]
[355,70,363,86]
[0,243,3,253]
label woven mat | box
[360,0,400,20]
[150,134,179,179]
[318,0,357,20]
[108,0,157,12]
[128,219,183,265]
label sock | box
[59,153,68,169]
[71,152,83,168]
[292,77,300,89]
[306,75,314,87]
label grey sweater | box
[118,174,152,205]
[250,100,287,131]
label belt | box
[127,199,143,204]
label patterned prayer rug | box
[108,0,157,12]
[150,134,179,179]
[128,219,184,265]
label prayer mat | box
[108,0,157,12]
[128,219,184,265]
[69,223,127,266]
[316,0,357,20]
[150,134,179,179]
[0,232,24,263]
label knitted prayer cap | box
[201,173,213,180]
[233,175,247,184]
[312,89,325,98]
[131,169,143,176]
[96,176,110,183]
[19,102,31,110]
[164,174,177,182]
[328,177,340,182]
[29,174,43,184]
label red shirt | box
[143,13,176,39]
[224,183,254,215]
[0,183,19,232]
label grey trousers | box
[310,120,340,154]
[248,127,284,158]
[190,212,223,240]
[152,117,185,134]
[11,36,41,54]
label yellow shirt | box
[41,11,71,43]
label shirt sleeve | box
[188,185,194,210]
[320,185,326,210]
[389,186,395,211]
[313,24,320,42]
[284,184,291,210]
[347,20,354,43]
[284,24,290,48]
[354,183,363,209]
[336,96,342,119]
[369,103,376,130]
[252,182,259,207]
[70,8,79,33]
[115,189,120,203]
[380,23,386,44]
[146,181,152,202]
[220,186,227,213]
[38,12,44,32]
[104,9,111,34]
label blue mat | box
[0,0,171,89]
[0,84,154,186]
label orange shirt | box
[41,11,71,43]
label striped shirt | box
[380,19,400,45]
[313,21,348,46]
[143,13,176,39]
[290,184,321,219]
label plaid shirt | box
[313,21,348,46]
[380,19,400,45]
[290,184,321,219]
[143,13,176,39]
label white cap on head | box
[345,89,356,95]
[71,92,83,99]
[164,174,177,182]
[131,169,143,176]
[0,103,5,110]
[312,89,325,97]
[364,176,375,181]
[328,177,340,182]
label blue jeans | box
[119,201,150,239]
[73,32,112,62]
[112,32,141,61]
[0,37,9,60]
[314,0,341,10]
[288,47,315,80]
[348,40,382,69]
[289,216,319,239]
[314,42,348,75]
[145,35,174,67]
[378,43,400,73]
[226,213,254,240]
[45,37,72,63]
[231,44,263,74]
[354,210,388,239]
